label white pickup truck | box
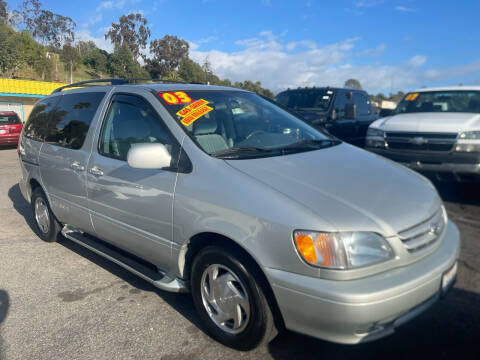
[366,86,480,182]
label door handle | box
[70,161,85,171]
[88,166,104,177]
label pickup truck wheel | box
[31,188,61,242]
[191,245,277,350]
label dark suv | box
[275,87,377,146]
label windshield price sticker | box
[180,104,213,126]
[405,93,419,101]
[176,99,209,117]
[160,91,193,105]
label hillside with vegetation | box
[0,0,274,98]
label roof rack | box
[51,78,193,94]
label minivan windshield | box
[395,90,480,114]
[275,89,333,112]
[158,90,338,159]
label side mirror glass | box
[330,109,337,121]
[127,143,172,169]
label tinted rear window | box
[0,114,21,125]
[44,92,105,149]
[275,89,333,112]
[24,97,60,142]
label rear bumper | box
[0,135,20,145]
[265,220,460,344]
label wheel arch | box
[182,231,285,330]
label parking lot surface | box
[0,147,479,360]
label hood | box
[372,112,480,133]
[226,144,441,236]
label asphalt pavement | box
[0,147,479,360]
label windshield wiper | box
[211,146,273,158]
[275,139,341,151]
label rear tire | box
[191,245,277,350]
[31,187,61,243]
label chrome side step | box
[61,225,188,293]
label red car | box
[0,111,23,146]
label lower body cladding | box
[367,148,480,182]
[264,221,459,344]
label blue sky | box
[8,0,480,93]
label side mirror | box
[127,143,172,169]
[344,103,357,120]
[330,109,337,121]
[379,109,393,118]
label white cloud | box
[357,44,386,57]
[189,31,480,93]
[407,55,427,67]
[355,0,384,7]
[75,29,114,53]
[395,5,416,12]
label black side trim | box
[21,159,39,166]
[66,231,164,281]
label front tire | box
[31,187,61,242]
[191,245,277,350]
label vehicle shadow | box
[267,287,480,359]
[430,180,480,206]
[57,238,204,330]
[0,290,10,360]
[7,184,37,233]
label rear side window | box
[354,92,373,116]
[333,90,354,118]
[99,94,174,161]
[0,114,21,125]
[44,92,105,149]
[24,97,60,142]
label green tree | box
[60,43,80,83]
[344,78,362,89]
[17,0,75,47]
[108,45,148,78]
[16,28,52,79]
[78,40,108,75]
[0,0,8,24]
[105,13,150,60]
[177,57,206,83]
[234,80,274,98]
[147,35,189,78]
[0,24,21,77]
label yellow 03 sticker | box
[160,91,193,105]
[405,93,419,101]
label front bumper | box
[265,220,460,344]
[367,147,480,179]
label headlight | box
[366,128,386,148]
[455,131,480,152]
[293,231,394,269]
[459,131,480,140]
[366,128,385,138]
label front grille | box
[398,208,445,253]
[385,132,457,152]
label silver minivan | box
[18,80,459,350]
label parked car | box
[366,86,480,182]
[18,79,459,350]
[0,111,23,147]
[275,87,377,146]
